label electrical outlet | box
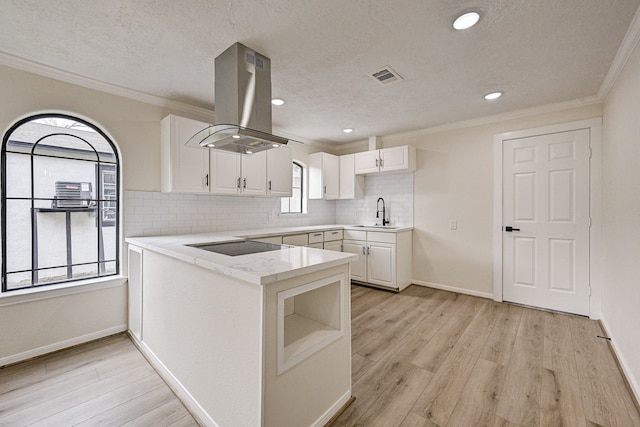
[268,212,274,221]
[449,219,457,230]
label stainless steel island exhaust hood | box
[187,43,289,154]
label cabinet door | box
[367,242,396,287]
[354,150,380,175]
[323,240,343,252]
[323,154,340,199]
[210,150,242,195]
[127,245,143,340]
[339,154,364,199]
[161,115,210,193]
[267,146,292,196]
[241,151,267,195]
[343,240,367,281]
[379,146,409,172]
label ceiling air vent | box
[370,66,403,86]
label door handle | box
[505,226,521,232]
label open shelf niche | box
[276,273,346,374]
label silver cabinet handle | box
[380,158,384,167]
[375,158,379,167]
[324,185,327,194]
[331,231,339,234]
[314,233,322,236]
[205,174,209,187]
[362,246,365,255]
[237,177,241,189]
[243,178,247,189]
[268,180,272,191]
[367,247,370,255]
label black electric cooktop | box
[187,240,291,257]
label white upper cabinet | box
[162,114,291,197]
[210,150,267,196]
[309,152,339,200]
[354,145,416,175]
[161,115,211,193]
[266,146,292,196]
[339,154,364,199]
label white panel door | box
[210,150,242,195]
[343,240,367,281]
[367,242,395,287]
[266,146,292,196]
[502,129,590,315]
[241,151,267,195]
[379,146,408,172]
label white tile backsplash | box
[124,191,337,237]
[124,172,413,237]
[336,172,414,227]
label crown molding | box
[385,95,602,140]
[598,6,640,100]
[0,51,215,120]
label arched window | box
[2,114,120,292]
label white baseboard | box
[598,318,640,406]
[311,390,352,427]
[132,337,217,427]
[412,280,493,299]
[0,324,127,367]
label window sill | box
[0,275,127,307]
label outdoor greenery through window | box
[281,161,303,213]
[1,114,120,292]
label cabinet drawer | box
[308,232,324,244]
[343,230,367,241]
[283,233,309,246]
[324,230,343,241]
[367,231,396,244]
[308,242,324,249]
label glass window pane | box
[100,214,118,262]
[36,266,69,285]
[71,210,99,265]
[33,156,96,204]
[5,272,32,290]
[5,199,32,273]
[100,261,118,276]
[33,210,70,270]
[32,134,98,161]
[5,152,31,199]
[73,264,99,280]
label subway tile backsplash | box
[124,191,336,237]
[335,172,414,227]
[124,172,413,237]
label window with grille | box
[281,161,303,214]
[1,113,120,292]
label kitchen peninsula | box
[126,229,356,427]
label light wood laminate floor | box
[1,285,638,426]
[335,285,640,427]
[0,333,199,426]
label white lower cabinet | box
[323,240,343,252]
[343,229,412,291]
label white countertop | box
[126,224,412,286]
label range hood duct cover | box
[187,42,289,154]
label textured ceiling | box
[1,0,639,145]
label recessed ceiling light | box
[272,143,280,148]
[343,128,354,134]
[207,144,215,148]
[232,134,241,139]
[271,98,285,106]
[246,150,253,154]
[484,91,503,100]
[453,11,480,30]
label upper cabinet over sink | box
[354,145,416,175]
[161,114,292,196]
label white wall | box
[601,36,640,400]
